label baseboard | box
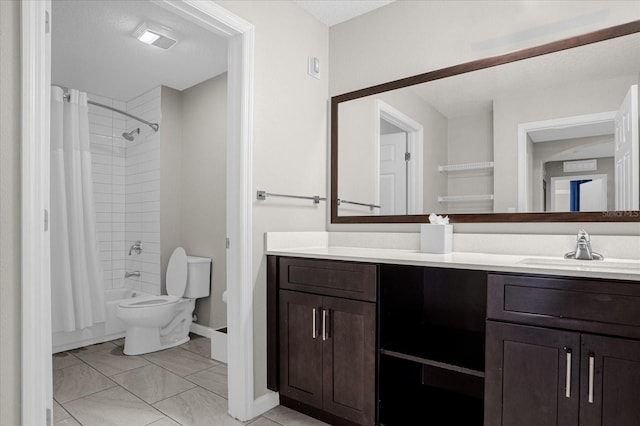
[212,328,228,363]
[189,322,214,339]
[252,391,280,418]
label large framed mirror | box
[331,20,640,223]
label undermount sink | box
[518,257,640,271]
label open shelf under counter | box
[380,324,485,376]
[379,355,484,425]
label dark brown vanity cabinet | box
[378,265,487,425]
[268,256,377,426]
[485,273,640,426]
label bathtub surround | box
[124,87,162,295]
[50,86,106,332]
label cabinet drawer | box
[279,257,377,302]
[488,273,640,339]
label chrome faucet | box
[129,240,142,256]
[125,271,141,278]
[564,229,603,260]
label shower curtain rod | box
[63,93,159,132]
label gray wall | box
[160,74,228,331]
[181,74,227,330]
[0,1,21,424]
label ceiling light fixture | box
[137,29,161,45]
[133,24,177,50]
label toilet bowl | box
[117,247,211,355]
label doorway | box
[21,1,260,424]
[375,100,424,215]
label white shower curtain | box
[50,86,106,332]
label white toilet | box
[117,247,211,355]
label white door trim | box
[375,100,424,214]
[517,111,616,212]
[21,1,52,425]
[21,1,270,423]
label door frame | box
[20,1,270,424]
[517,111,616,212]
[550,173,608,212]
[374,100,424,214]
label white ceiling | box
[52,0,228,102]
[52,0,394,101]
[295,0,395,27]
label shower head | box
[122,128,140,141]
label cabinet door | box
[485,321,580,426]
[580,335,640,426]
[279,290,324,409]
[322,296,376,426]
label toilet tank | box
[184,256,211,298]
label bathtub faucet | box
[129,240,142,256]
[125,271,141,278]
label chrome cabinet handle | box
[588,353,595,404]
[322,309,328,341]
[565,348,572,398]
[312,308,317,339]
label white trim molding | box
[375,100,424,214]
[21,1,52,425]
[517,111,616,212]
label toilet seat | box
[119,295,180,309]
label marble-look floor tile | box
[247,417,282,426]
[185,364,228,398]
[76,345,149,376]
[154,387,244,426]
[53,400,71,422]
[52,352,83,370]
[69,341,117,355]
[111,338,125,347]
[180,335,211,358]
[53,363,117,403]
[61,386,164,426]
[262,405,330,426]
[143,347,218,377]
[111,364,196,404]
[54,417,82,426]
[147,417,181,425]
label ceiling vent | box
[133,24,177,50]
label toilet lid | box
[166,247,187,297]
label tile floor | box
[53,334,328,426]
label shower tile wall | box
[89,93,127,290]
[125,87,161,295]
[88,88,161,295]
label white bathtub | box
[52,288,152,353]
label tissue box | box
[420,224,453,254]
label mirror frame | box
[331,20,640,223]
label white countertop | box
[265,232,640,282]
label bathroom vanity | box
[265,235,640,426]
